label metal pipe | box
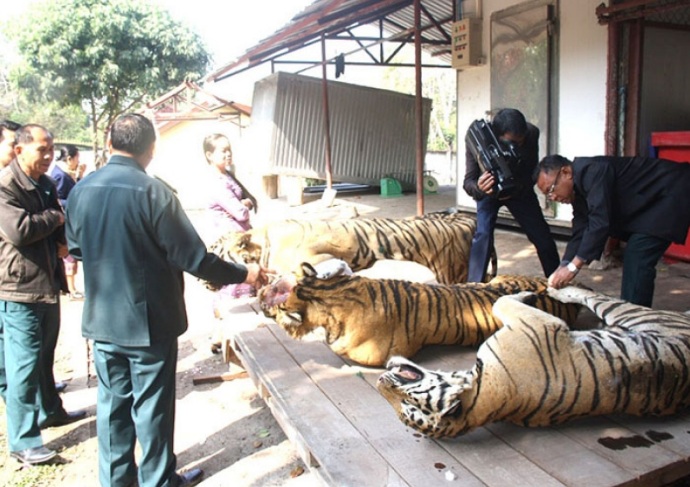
[415,0,424,216]
[321,33,334,189]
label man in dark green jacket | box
[66,114,264,487]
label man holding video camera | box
[463,108,560,282]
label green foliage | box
[4,0,210,151]
[381,62,457,152]
[3,98,91,144]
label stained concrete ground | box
[1,184,688,486]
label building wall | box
[146,118,247,210]
[455,0,607,222]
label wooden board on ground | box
[231,320,690,487]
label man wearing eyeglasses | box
[536,154,690,307]
[463,108,560,282]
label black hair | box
[57,144,79,161]
[15,124,53,145]
[492,108,528,137]
[110,113,156,156]
[533,154,572,182]
[202,133,230,163]
[0,119,21,142]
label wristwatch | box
[566,262,579,274]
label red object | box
[651,131,690,262]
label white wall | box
[147,119,247,210]
[455,0,608,221]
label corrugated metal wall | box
[249,72,431,189]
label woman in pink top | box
[203,134,258,352]
[204,133,257,236]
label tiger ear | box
[236,232,252,249]
[439,370,475,416]
[301,262,318,278]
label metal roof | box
[206,0,457,83]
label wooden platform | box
[230,318,690,486]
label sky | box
[2,0,316,103]
[2,0,314,70]
[152,0,315,70]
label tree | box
[4,0,210,158]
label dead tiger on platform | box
[377,287,690,438]
[204,211,496,289]
[258,261,580,367]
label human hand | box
[241,198,254,210]
[548,266,576,289]
[49,209,65,226]
[244,264,275,287]
[477,171,495,195]
[57,242,69,259]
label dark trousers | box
[93,339,178,487]
[0,300,63,451]
[621,233,671,307]
[468,191,560,282]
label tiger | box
[205,211,496,289]
[377,286,690,439]
[258,262,580,367]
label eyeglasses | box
[546,168,562,198]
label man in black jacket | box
[463,108,559,282]
[0,124,85,465]
[537,154,690,307]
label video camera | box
[465,119,519,199]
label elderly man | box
[536,154,690,307]
[66,113,266,487]
[0,124,86,465]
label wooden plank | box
[554,416,684,477]
[233,324,410,487]
[191,371,247,385]
[487,422,637,487]
[418,348,643,486]
[268,322,488,487]
[356,345,565,486]
[438,427,566,487]
[418,344,690,486]
[606,413,690,485]
[236,320,690,487]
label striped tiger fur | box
[205,212,496,289]
[258,263,580,367]
[377,286,690,438]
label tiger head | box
[377,356,477,438]
[209,230,263,266]
[203,230,265,291]
[258,260,354,338]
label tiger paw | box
[547,286,592,304]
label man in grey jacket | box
[0,124,86,465]
[66,113,265,487]
[536,154,690,307]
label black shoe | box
[10,446,57,465]
[40,409,87,429]
[55,381,68,393]
[178,468,204,486]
